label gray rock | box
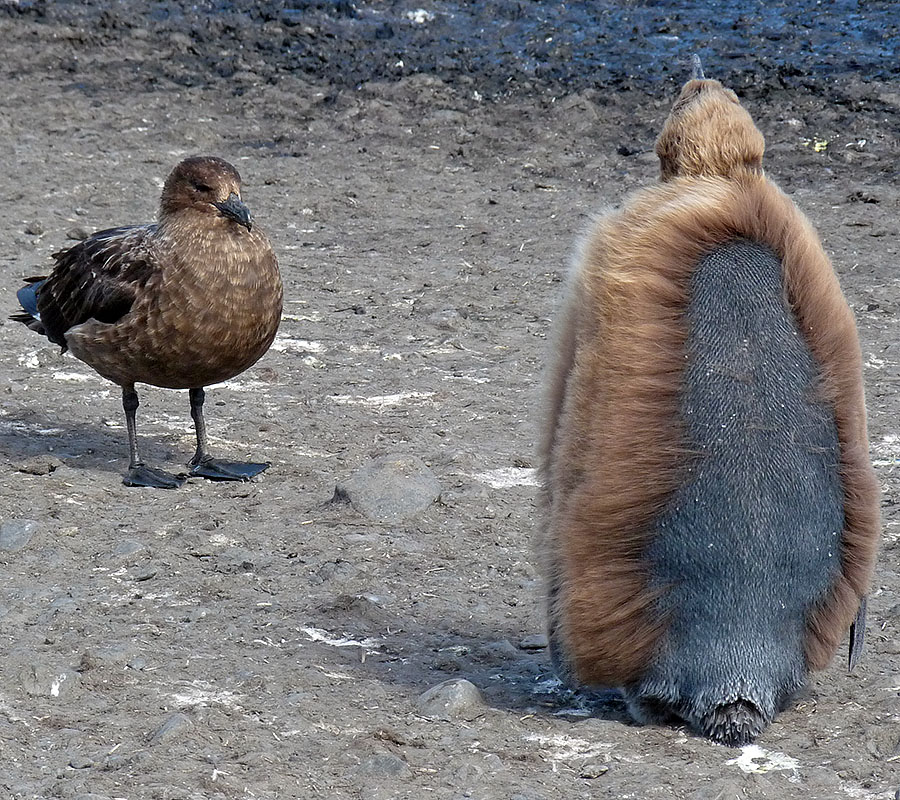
[18,663,81,698]
[66,226,90,241]
[426,308,467,331]
[355,752,410,778]
[148,712,193,745]
[102,750,149,771]
[24,221,44,235]
[16,455,62,475]
[579,763,609,779]
[690,779,744,800]
[474,639,519,664]
[0,519,39,551]
[129,567,158,582]
[112,539,145,557]
[334,455,441,522]
[416,678,486,721]
[519,633,549,651]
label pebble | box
[416,678,486,721]
[0,519,40,551]
[66,226,90,241]
[519,633,549,651]
[129,567,158,582]
[426,308,467,331]
[18,663,81,698]
[579,763,609,779]
[692,779,744,800]
[112,539,145,557]
[355,752,410,778]
[474,639,519,664]
[24,221,44,235]
[148,712,193,745]
[333,455,441,522]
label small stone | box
[519,633,549,651]
[148,713,193,745]
[79,642,137,670]
[416,678,486,721]
[474,640,519,664]
[16,455,62,475]
[848,188,880,204]
[333,455,441,522]
[19,664,81,698]
[691,779,744,800]
[355,752,410,778]
[113,539,145,557]
[103,750,148,771]
[426,308,467,331]
[579,763,609,779]
[66,226,90,241]
[0,519,40,551]
[483,753,505,771]
[24,221,44,235]
[68,755,94,769]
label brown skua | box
[13,156,283,488]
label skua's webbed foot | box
[123,464,187,489]
[188,457,269,482]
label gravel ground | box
[0,2,898,799]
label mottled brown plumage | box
[13,156,283,488]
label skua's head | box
[160,156,253,231]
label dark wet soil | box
[0,2,898,799]
[5,0,900,102]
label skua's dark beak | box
[214,192,253,231]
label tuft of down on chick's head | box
[655,79,765,181]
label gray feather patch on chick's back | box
[627,238,844,745]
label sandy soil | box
[0,2,898,799]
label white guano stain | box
[50,674,68,697]
[18,351,40,368]
[406,8,435,24]
[525,732,613,766]
[208,379,271,391]
[329,391,435,410]
[725,744,799,773]
[473,467,539,488]
[270,337,325,354]
[871,433,900,467]
[170,681,241,708]
[299,626,380,653]
[51,371,95,382]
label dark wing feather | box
[32,225,161,350]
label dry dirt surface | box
[0,2,899,799]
